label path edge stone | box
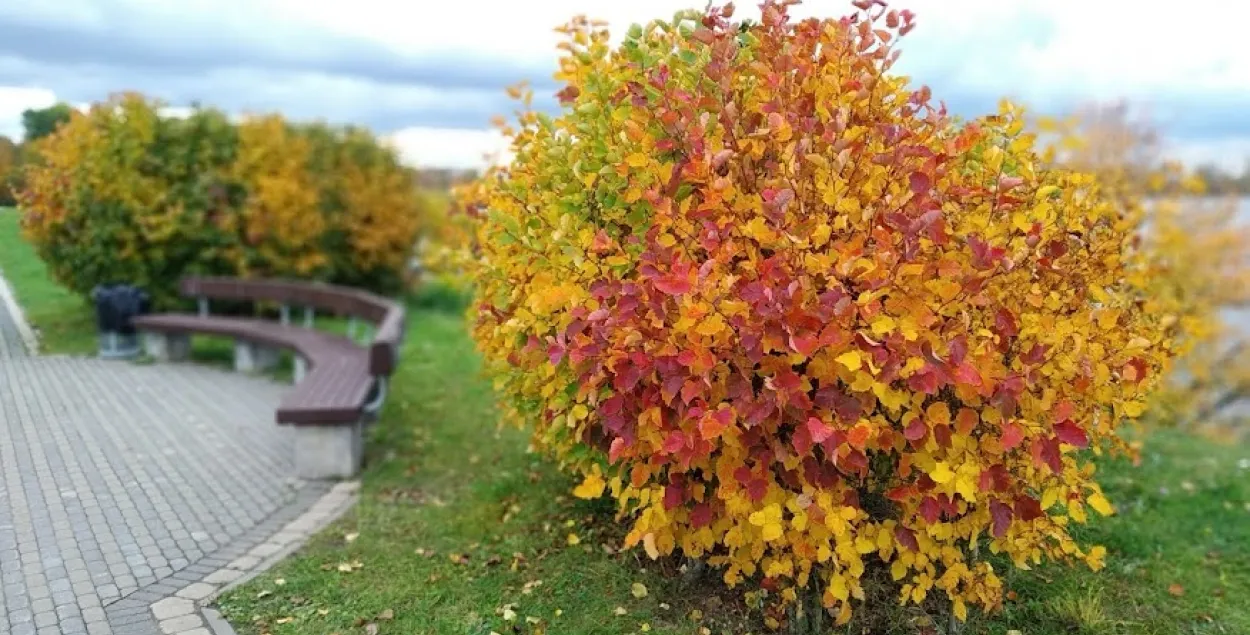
[148,481,360,635]
[0,266,41,354]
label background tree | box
[21,103,74,142]
[0,135,19,206]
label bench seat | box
[132,313,378,425]
[131,277,407,481]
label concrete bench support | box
[293,356,308,383]
[292,422,363,480]
[143,332,191,362]
[235,340,281,373]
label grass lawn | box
[0,207,98,354]
[215,302,1250,635]
[1,207,1246,634]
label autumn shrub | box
[459,0,1184,625]
[16,93,426,307]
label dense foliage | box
[16,93,426,306]
[459,0,1180,624]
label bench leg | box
[292,422,363,480]
[143,332,190,362]
[293,356,308,383]
[235,340,280,373]
[234,340,257,373]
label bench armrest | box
[369,307,406,375]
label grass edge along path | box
[0,207,98,355]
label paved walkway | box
[0,282,348,634]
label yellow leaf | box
[567,533,580,545]
[953,598,968,622]
[573,470,607,499]
[643,533,660,559]
[925,402,951,426]
[929,462,954,484]
[696,314,727,337]
[1088,492,1115,516]
[631,582,648,598]
[870,315,896,336]
[836,350,862,371]
[762,521,784,542]
[626,153,648,167]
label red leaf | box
[894,526,920,552]
[654,274,691,295]
[903,418,927,442]
[932,424,952,448]
[908,171,931,194]
[907,366,941,394]
[663,484,684,510]
[662,431,686,455]
[790,333,819,357]
[918,497,941,523]
[806,417,834,444]
[747,478,769,502]
[691,503,713,527]
[1000,422,1024,450]
[1053,400,1075,423]
[1031,437,1063,474]
[1054,420,1088,448]
[1014,494,1044,521]
[953,362,982,387]
[990,500,1013,538]
[609,437,628,463]
[994,308,1019,338]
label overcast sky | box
[0,0,1246,170]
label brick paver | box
[0,289,336,634]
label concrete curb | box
[147,481,360,635]
[0,265,41,354]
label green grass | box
[0,207,98,354]
[215,301,1250,635]
[2,207,1246,633]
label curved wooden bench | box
[132,277,408,479]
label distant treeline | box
[1193,163,1250,196]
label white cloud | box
[0,86,56,138]
[386,126,511,170]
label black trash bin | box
[91,283,151,359]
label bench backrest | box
[180,276,405,375]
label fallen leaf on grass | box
[631,583,648,598]
[377,609,394,621]
[274,578,285,586]
[317,609,329,616]
[345,532,360,543]
[566,533,580,546]
[449,553,470,565]
[614,607,628,616]
[365,623,379,635]
[1168,583,1185,597]
[275,617,294,624]
[256,590,272,599]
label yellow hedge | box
[17,93,427,305]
